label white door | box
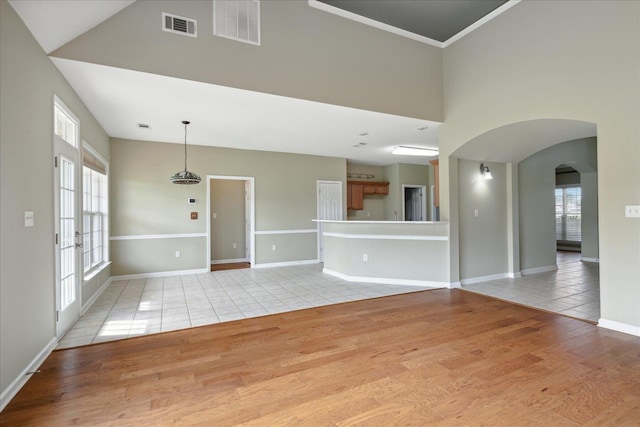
[317,181,343,262]
[54,140,82,336]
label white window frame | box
[82,142,109,280]
[555,184,582,243]
[54,98,79,148]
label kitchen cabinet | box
[347,181,388,210]
[348,183,364,210]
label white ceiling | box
[52,58,440,166]
[8,0,136,54]
[452,119,597,163]
[10,0,441,166]
[12,1,590,168]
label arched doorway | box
[450,119,600,322]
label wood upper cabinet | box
[347,181,388,210]
[348,183,364,210]
[429,159,439,208]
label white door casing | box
[317,181,343,262]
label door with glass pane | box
[54,102,81,336]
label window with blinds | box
[82,144,109,276]
[555,186,581,242]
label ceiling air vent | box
[162,12,197,38]
[213,0,260,45]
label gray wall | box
[51,0,443,122]
[439,0,639,328]
[210,180,247,262]
[0,0,110,399]
[519,138,598,270]
[458,160,508,280]
[110,138,345,275]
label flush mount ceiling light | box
[170,120,201,185]
[480,163,493,180]
[392,146,439,156]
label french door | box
[54,139,82,336]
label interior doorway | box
[317,180,343,262]
[402,185,427,221]
[207,175,255,270]
[555,165,582,254]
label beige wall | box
[51,0,443,122]
[0,0,110,400]
[440,1,639,328]
[110,138,345,274]
[458,159,508,280]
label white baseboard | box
[111,268,209,281]
[598,318,640,337]
[448,281,461,289]
[461,272,512,285]
[520,265,557,275]
[323,268,447,288]
[0,337,58,412]
[581,257,599,263]
[81,277,112,316]
[211,258,248,265]
[253,259,319,269]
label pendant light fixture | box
[170,120,201,185]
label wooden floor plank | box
[2,289,639,426]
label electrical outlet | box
[233,243,237,249]
[213,212,217,219]
[474,209,479,217]
[175,251,181,257]
[272,244,277,251]
[625,205,640,218]
[363,253,368,262]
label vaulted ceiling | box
[9,0,519,166]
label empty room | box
[1,0,639,425]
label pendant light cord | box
[184,122,188,171]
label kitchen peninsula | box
[314,220,452,288]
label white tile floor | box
[462,251,600,323]
[58,264,434,349]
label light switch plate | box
[625,205,640,218]
[24,211,34,227]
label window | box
[213,0,260,45]
[555,186,581,242]
[82,144,108,276]
[54,103,78,148]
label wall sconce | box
[480,163,493,180]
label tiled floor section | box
[58,264,433,349]
[462,251,600,322]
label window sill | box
[84,261,112,284]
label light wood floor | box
[211,262,251,272]
[2,289,639,426]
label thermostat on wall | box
[188,197,196,204]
